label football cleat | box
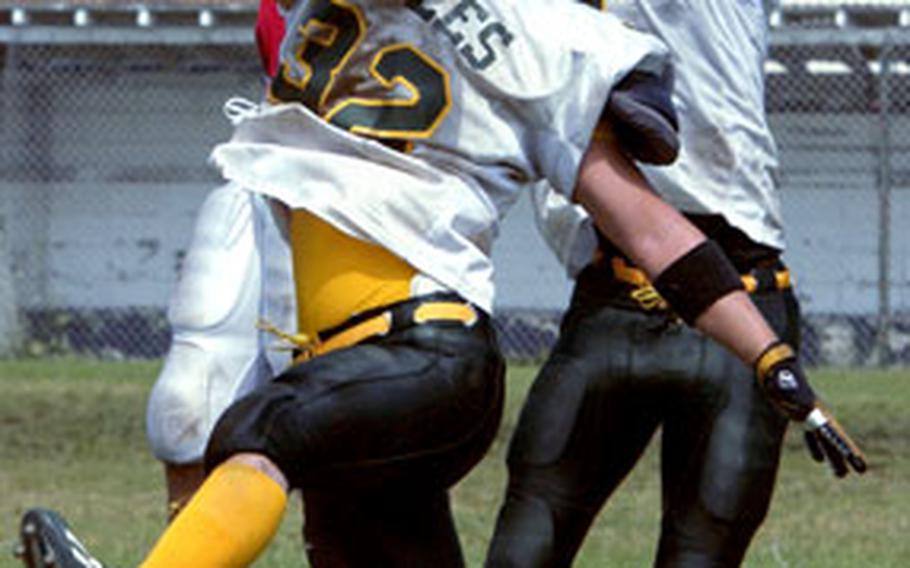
[17,509,106,568]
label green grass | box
[1,360,908,567]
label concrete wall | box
[7,166,907,315]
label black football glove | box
[604,67,680,165]
[755,342,867,477]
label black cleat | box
[17,509,106,568]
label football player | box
[17,1,861,567]
[485,1,866,566]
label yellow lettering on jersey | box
[289,209,416,337]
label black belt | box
[292,293,480,363]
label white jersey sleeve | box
[210,0,670,312]
[530,181,596,279]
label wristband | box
[754,341,796,385]
[653,239,744,325]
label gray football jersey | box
[607,0,785,248]
[212,0,670,311]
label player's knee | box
[225,453,289,492]
[486,494,559,568]
[657,506,763,567]
[486,536,552,568]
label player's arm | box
[575,130,774,360]
[574,128,866,476]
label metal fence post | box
[0,46,21,356]
[875,42,893,366]
[0,213,21,356]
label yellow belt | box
[610,257,792,312]
[260,299,478,365]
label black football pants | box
[206,315,505,568]
[486,270,799,567]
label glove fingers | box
[819,410,868,474]
[819,422,868,474]
[818,431,849,477]
[848,454,868,474]
[803,431,826,463]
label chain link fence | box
[766,4,910,366]
[0,38,263,358]
[0,3,908,365]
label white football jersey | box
[609,0,784,249]
[535,0,785,279]
[210,0,670,312]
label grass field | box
[1,359,908,567]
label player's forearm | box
[692,291,778,364]
[575,132,777,365]
[575,126,703,276]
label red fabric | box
[255,0,285,77]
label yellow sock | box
[140,462,287,568]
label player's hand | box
[803,405,868,477]
[755,342,867,477]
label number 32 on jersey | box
[269,0,452,141]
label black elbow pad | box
[604,67,680,165]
